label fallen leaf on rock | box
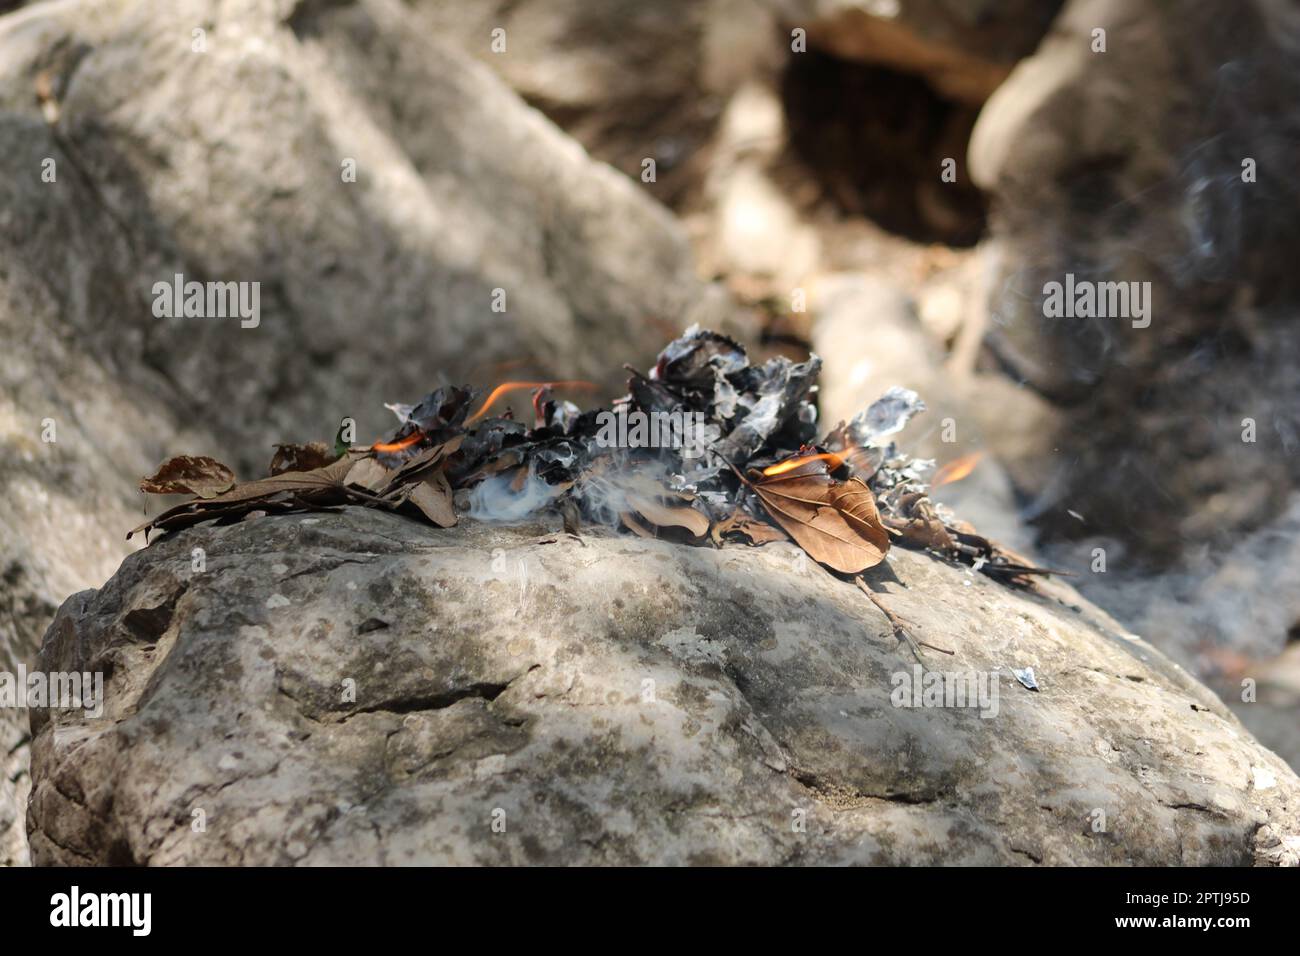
[343,457,391,493]
[885,491,957,551]
[406,471,457,527]
[620,511,657,539]
[140,456,236,499]
[749,455,890,574]
[130,454,365,540]
[709,510,788,547]
[625,493,710,539]
[201,454,358,504]
[269,442,338,476]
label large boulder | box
[28,508,1300,865]
[967,0,1300,563]
[0,0,733,865]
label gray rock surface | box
[28,507,1300,865]
[0,708,28,867]
[0,0,741,863]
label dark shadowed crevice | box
[780,49,988,247]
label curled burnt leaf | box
[269,442,338,477]
[140,456,236,499]
[709,510,788,547]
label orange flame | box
[932,452,983,487]
[370,431,425,453]
[761,452,845,478]
[465,380,596,425]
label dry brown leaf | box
[140,456,236,499]
[886,492,957,551]
[383,434,464,487]
[625,493,710,539]
[620,511,657,539]
[344,457,391,493]
[750,457,890,574]
[710,510,788,547]
[406,471,457,527]
[269,442,337,476]
[198,454,358,504]
[129,454,364,539]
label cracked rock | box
[27,508,1300,865]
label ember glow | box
[466,380,597,425]
[932,452,983,487]
[761,451,845,477]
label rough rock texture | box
[0,706,28,866]
[0,0,734,865]
[28,508,1300,865]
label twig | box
[343,487,400,508]
[854,577,954,661]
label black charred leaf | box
[654,325,749,389]
[715,353,821,464]
[628,372,684,417]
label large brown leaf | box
[750,457,890,574]
[140,456,236,498]
[130,437,468,541]
[130,454,363,539]
[180,454,358,505]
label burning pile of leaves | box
[133,327,1051,653]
